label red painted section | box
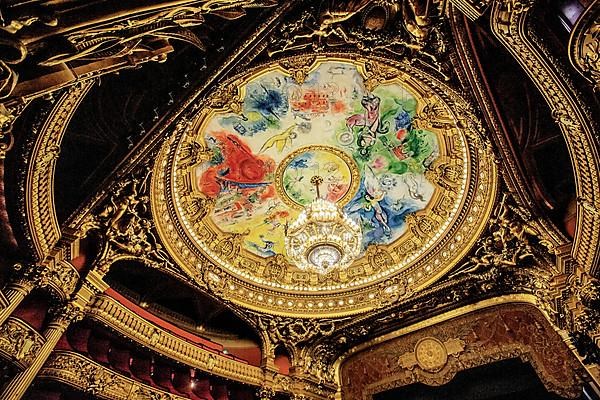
[274,353,290,375]
[70,255,87,271]
[12,292,51,331]
[104,288,249,364]
[226,346,261,367]
[54,333,72,350]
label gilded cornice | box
[86,293,265,385]
[84,294,337,398]
[569,1,600,91]
[490,0,600,275]
[0,316,45,369]
[39,350,189,400]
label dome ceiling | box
[152,55,498,317]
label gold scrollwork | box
[0,317,45,369]
[40,351,189,400]
[569,2,600,91]
[27,82,94,258]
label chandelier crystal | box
[285,176,362,274]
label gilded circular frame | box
[151,55,498,317]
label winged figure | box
[259,124,297,153]
[347,166,391,235]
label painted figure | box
[346,93,388,155]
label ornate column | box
[0,300,86,400]
[0,264,46,326]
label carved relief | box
[569,3,600,91]
[449,193,554,279]
[0,0,278,100]
[12,261,79,300]
[40,351,189,400]
[26,83,94,258]
[0,317,45,368]
[268,0,449,79]
[490,0,600,275]
[341,304,584,399]
[253,314,336,347]
[81,165,180,277]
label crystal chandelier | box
[285,176,362,274]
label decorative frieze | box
[0,317,45,369]
[40,351,188,400]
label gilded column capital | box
[257,386,276,400]
[10,263,48,292]
[11,261,79,300]
[48,301,86,330]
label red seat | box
[191,377,214,400]
[129,352,154,385]
[172,367,193,393]
[88,334,111,364]
[108,344,132,376]
[212,384,229,400]
[151,363,187,396]
[24,390,62,400]
[66,325,91,353]
[229,388,254,400]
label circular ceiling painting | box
[152,56,497,316]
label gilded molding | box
[85,294,334,398]
[0,317,45,369]
[26,82,94,259]
[86,294,265,386]
[490,0,600,275]
[39,350,189,400]
[569,1,600,91]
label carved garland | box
[0,317,45,369]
